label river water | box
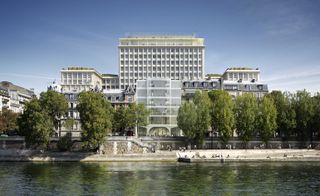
[0,161,319,195]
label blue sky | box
[0,0,320,94]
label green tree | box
[267,91,296,139]
[112,105,138,135]
[39,90,68,135]
[257,96,277,144]
[177,101,197,140]
[311,93,320,139]
[128,103,150,137]
[18,99,53,148]
[76,91,113,150]
[0,108,19,135]
[208,90,235,143]
[292,90,315,140]
[193,91,211,144]
[57,132,73,151]
[234,93,258,147]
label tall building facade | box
[118,35,205,89]
[136,78,182,136]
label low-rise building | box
[60,67,103,93]
[221,68,268,98]
[222,67,260,82]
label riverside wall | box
[1,136,320,154]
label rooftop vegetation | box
[226,67,259,70]
[63,67,95,71]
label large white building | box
[60,67,119,93]
[118,35,205,89]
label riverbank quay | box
[176,149,320,163]
[0,149,177,162]
[1,149,320,162]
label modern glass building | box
[136,78,182,136]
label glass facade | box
[136,78,182,136]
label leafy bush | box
[57,132,73,151]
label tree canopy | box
[177,101,197,140]
[257,96,277,144]
[77,91,113,150]
[234,93,258,146]
[0,108,19,135]
[267,91,296,139]
[292,90,315,140]
[177,91,211,144]
[18,99,53,148]
[208,90,235,143]
[39,90,68,132]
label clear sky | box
[1,0,320,94]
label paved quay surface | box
[0,150,177,162]
[1,149,320,162]
[176,149,320,162]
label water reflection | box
[0,162,319,195]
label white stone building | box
[119,35,205,89]
[221,68,268,98]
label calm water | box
[0,161,320,195]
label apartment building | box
[119,35,205,89]
[60,67,103,93]
[0,81,35,113]
[221,68,268,98]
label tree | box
[257,96,277,144]
[128,103,150,137]
[192,91,211,144]
[57,132,73,151]
[267,91,296,139]
[292,90,315,140]
[0,108,19,135]
[311,93,320,139]
[112,106,129,134]
[177,101,197,140]
[234,93,258,147]
[177,91,211,145]
[208,90,235,143]
[18,99,53,148]
[76,91,113,150]
[39,90,68,135]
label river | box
[0,162,319,195]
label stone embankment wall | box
[2,136,320,154]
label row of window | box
[62,73,92,80]
[120,48,203,53]
[120,60,202,66]
[121,66,201,72]
[120,73,202,83]
[63,80,92,85]
[227,73,259,80]
[120,54,202,59]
